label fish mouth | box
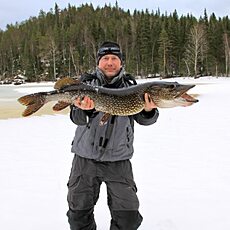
[181,93,199,103]
[178,84,199,103]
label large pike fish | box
[18,77,198,123]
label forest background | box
[0,2,230,82]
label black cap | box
[97,41,123,64]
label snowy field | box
[0,77,230,230]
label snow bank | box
[1,77,230,230]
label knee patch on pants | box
[110,210,143,230]
[67,209,96,230]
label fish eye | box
[169,83,177,89]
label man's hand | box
[74,96,95,110]
[144,93,157,112]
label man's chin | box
[104,71,117,78]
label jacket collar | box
[95,67,125,86]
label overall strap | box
[123,74,137,86]
[80,73,97,83]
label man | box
[67,41,159,229]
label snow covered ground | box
[0,77,230,230]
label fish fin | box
[18,93,46,116]
[99,113,111,126]
[53,101,70,111]
[54,77,80,90]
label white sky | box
[0,0,229,30]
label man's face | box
[98,54,122,79]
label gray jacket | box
[70,68,159,161]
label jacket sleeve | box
[133,108,159,126]
[70,105,98,125]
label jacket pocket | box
[125,126,134,148]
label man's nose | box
[107,58,113,65]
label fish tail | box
[18,93,46,116]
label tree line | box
[0,2,230,82]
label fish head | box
[148,82,199,108]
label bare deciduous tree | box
[158,28,171,77]
[223,32,230,77]
[184,23,207,77]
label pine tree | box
[0,3,230,81]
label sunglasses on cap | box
[97,47,121,55]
